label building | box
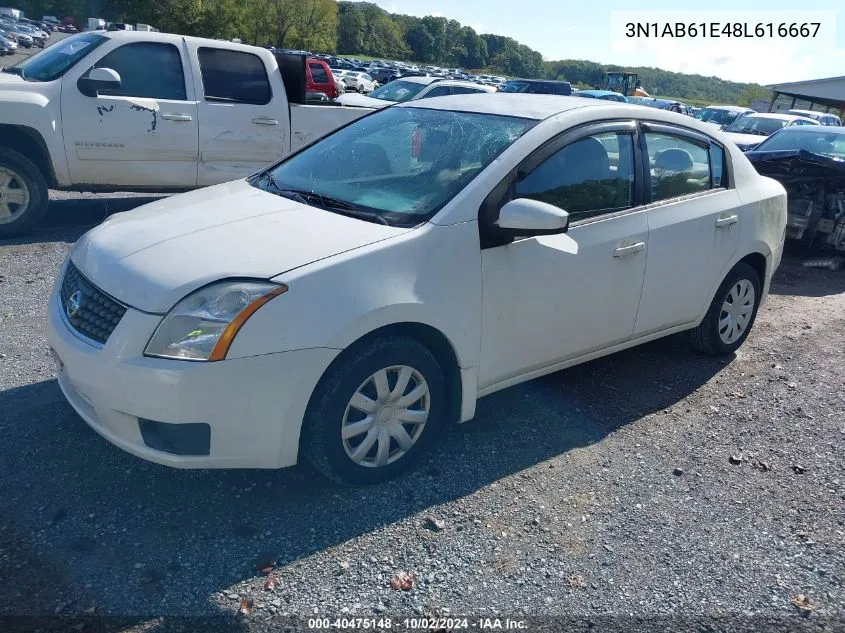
[763,76,845,117]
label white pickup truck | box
[0,31,374,236]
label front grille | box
[60,262,126,345]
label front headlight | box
[144,280,288,361]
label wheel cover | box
[719,279,755,345]
[0,166,31,225]
[341,365,430,468]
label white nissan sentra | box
[47,94,787,484]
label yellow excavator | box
[604,72,649,97]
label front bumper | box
[46,268,339,469]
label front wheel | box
[0,148,49,238]
[301,336,446,485]
[690,262,762,356]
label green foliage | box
[543,59,769,106]
[16,0,766,103]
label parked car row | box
[0,14,50,48]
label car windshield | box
[753,129,845,159]
[724,116,788,136]
[367,80,429,102]
[699,108,743,125]
[5,32,107,81]
[253,107,536,226]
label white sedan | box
[338,76,496,108]
[333,70,377,93]
[721,112,819,151]
[47,95,787,484]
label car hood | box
[0,72,24,84]
[70,179,408,313]
[337,92,392,108]
[723,131,766,148]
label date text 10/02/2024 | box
[307,617,528,629]
[624,22,821,38]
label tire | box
[301,335,447,485]
[0,147,49,239]
[690,262,762,356]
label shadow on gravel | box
[770,254,845,298]
[0,333,728,618]
[0,194,167,247]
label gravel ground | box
[0,194,844,633]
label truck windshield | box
[5,33,107,81]
[252,107,536,226]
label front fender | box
[0,80,69,185]
[225,221,483,373]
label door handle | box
[613,241,646,257]
[252,117,279,125]
[716,214,738,228]
[161,113,193,121]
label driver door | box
[478,122,649,390]
[61,39,199,188]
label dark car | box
[370,67,401,84]
[746,125,845,252]
[501,79,572,96]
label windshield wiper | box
[276,187,391,226]
[1,67,23,76]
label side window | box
[309,63,329,84]
[92,42,186,100]
[451,86,483,95]
[197,48,271,105]
[420,85,452,99]
[644,132,718,202]
[515,131,635,221]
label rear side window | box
[197,48,271,105]
[309,62,329,84]
[644,133,725,202]
[421,85,452,99]
[93,42,186,100]
[452,86,485,95]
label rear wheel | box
[0,148,49,238]
[301,335,446,485]
[690,262,762,356]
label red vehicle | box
[306,57,338,99]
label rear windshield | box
[5,32,107,81]
[368,80,429,102]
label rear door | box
[633,123,740,336]
[187,44,287,186]
[61,38,199,188]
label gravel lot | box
[0,194,843,632]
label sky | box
[372,0,845,85]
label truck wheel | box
[0,148,49,238]
[689,262,762,356]
[300,335,447,485]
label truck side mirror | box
[77,67,121,98]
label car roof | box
[395,75,441,86]
[401,93,614,119]
[578,90,620,97]
[770,124,845,135]
[429,80,497,92]
[704,105,753,111]
[745,112,815,121]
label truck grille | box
[60,262,127,345]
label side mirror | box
[77,67,121,98]
[495,198,569,236]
